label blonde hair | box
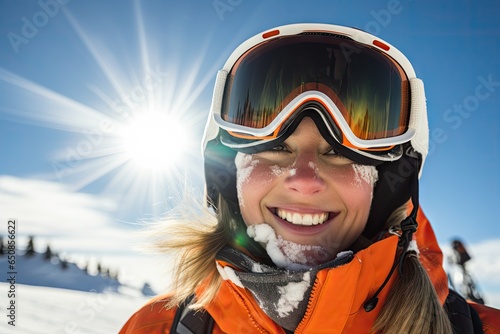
[150,197,452,333]
[147,196,233,309]
[371,205,453,334]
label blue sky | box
[1,0,499,305]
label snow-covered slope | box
[0,251,155,295]
[1,251,120,293]
[0,251,155,333]
[0,283,147,333]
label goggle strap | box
[211,70,228,118]
[203,70,229,150]
[408,78,425,131]
[408,78,428,174]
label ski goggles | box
[209,24,424,160]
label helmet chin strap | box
[363,152,420,312]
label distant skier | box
[449,239,486,305]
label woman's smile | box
[274,208,330,226]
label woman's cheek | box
[319,163,377,208]
[235,153,275,209]
[340,164,378,206]
[351,164,378,202]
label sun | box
[120,112,188,170]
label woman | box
[120,23,500,333]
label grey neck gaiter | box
[216,246,354,331]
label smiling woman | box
[120,23,500,334]
[120,112,187,170]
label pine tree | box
[102,266,109,277]
[25,236,35,257]
[44,244,52,261]
[83,260,90,275]
[60,257,68,270]
[97,262,102,275]
[110,270,119,281]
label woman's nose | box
[284,155,326,196]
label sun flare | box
[121,112,187,170]
[0,2,212,217]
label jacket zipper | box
[294,274,321,333]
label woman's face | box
[235,117,378,266]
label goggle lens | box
[221,34,410,141]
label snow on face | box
[351,164,378,201]
[247,224,328,270]
[352,164,378,187]
[235,153,260,207]
[278,238,330,266]
[236,153,298,208]
[276,272,311,318]
[270,165,297,177]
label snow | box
[407,239,420,255]
[235,153,259,207]
[247,224,290,269]
[251,263,265,273]
[0,283,147,334]
[0,252,155,296]
[0,252,155,333]
[216,263,244,288]
[307,161,318,172]
[247,224,327,270]
[2,253,119,293]
[336,250,354,259]
[352,164,378,187]
[275,272,311,318]
[270,165,296,177]
[278,238,328,266]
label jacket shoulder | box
[119,294,177,334]
[470,302,500,333]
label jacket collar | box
[209,235,399,333]
[215,245,355,331]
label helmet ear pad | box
[363,145,421,239]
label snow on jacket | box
[119,208,500,333]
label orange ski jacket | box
[120,208,500,333]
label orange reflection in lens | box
[226,96,396,152]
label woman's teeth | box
[276,208,329,226]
